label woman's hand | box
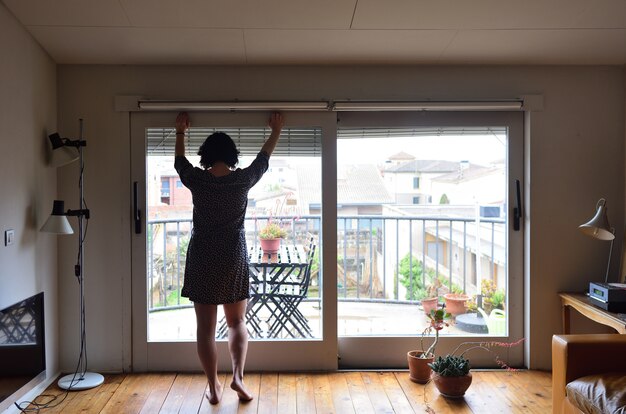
[176,112,190,134]
[268,112,284,133]
[261,113,284,156]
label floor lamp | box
[40,119,104,390]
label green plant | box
[481,279,506,310]
[481,279,497,298]
[398,255,436,300]
[419,308,450,359]
[259,222,287,239]
[398,254,464,300]
[429,355,471,377]
[489,290,505,309]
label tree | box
[398,254,436,300]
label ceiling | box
[3,0,626,65]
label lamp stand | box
[58,119,104,391]
[605,237,615,284]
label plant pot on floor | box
[444,293,470,316]
[407,351,434,384]
[421,297,438,315]
[432,372,473,398]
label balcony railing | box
[146,214,506,313]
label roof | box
[386,151,416,161]
[433,164,503,184]
[297,164,393,210]
[383,159,461,174]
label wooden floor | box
[28,371,551,413]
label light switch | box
[5,229,14,246]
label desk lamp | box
[579,198,615,284]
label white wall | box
[0,2,58,408]
[56,65,625,371]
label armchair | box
[552,334,626,414]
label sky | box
[337,134,507,166]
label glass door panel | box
[131,111,337,371]
[335,111,524,368]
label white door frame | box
[129,109,525,371]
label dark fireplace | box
[0,292,46,407]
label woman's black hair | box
[197,132,240,169]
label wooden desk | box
[559,292,626,334]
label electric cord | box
[13,277,89,412]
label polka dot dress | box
[174,151,269,304]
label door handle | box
[513,179,522,231]
[133,181,142,234]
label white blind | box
[337,126,507,139]
[147,127,321,157]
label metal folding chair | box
[266,238,316,338]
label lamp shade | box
[579,198,615,241]
[48,133,78,167]
[40,200,73,234]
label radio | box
[589,282,626,313]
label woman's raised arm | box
[175,112,190,157]
[261,113,284,156]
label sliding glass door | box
[130,109,525,371]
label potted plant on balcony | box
[444,292,470,316]
[480,279,505,314]
[407,308,450,384]
[259,222,287,253]
[421,279,445,315]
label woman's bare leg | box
[223,299,253,401]
[194,302,222,404]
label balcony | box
[147,214,506,341]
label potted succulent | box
[258,222,287,253]
[427,338,524,399]
[428,355,472,398]
[407,308,450,384]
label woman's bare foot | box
[206,381,223,405]
[230,377,253,401]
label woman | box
[174,111,284,404]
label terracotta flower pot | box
[432,372,473,398]
[260,238,281,253]
[407,350,434,384]
[421,297,438,315]
[444,293,470,316]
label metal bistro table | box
[218,242,315,339]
